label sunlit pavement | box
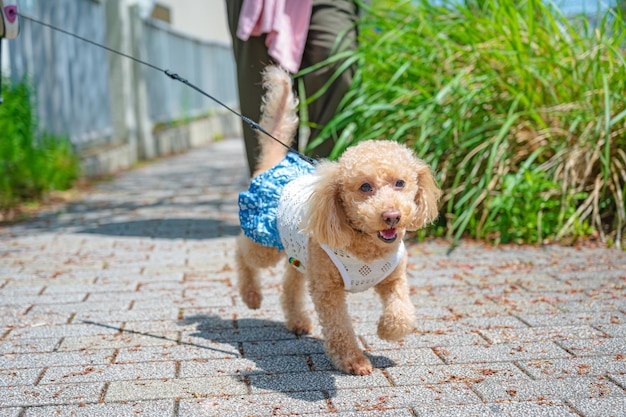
[1,139,625,416]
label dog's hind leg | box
[281,265,313,335]
[235,234,282,309]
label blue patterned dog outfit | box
[238,152,315,249]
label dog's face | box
[304,140,441,250]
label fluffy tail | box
[253,66,299,176]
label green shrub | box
[0,79,80,211]
[311,0,626,245]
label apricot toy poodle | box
[236,66,441,375]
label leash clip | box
[0,0,19,40]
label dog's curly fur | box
[235,66,442,375]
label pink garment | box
[237,0,313,73]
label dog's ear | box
[408,159,442,230]
[302,161,353,248]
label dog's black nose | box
[383,210,401,227]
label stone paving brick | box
[456,315,530,330]
[387,362,529,386]
[85,289,168,303]
[445,302,509,318]
[413,403,506,417]
[22,399,176,417]
[479,324,605,344]
[179,392,329,416]
[435,341,571,364]
[472,376,624,403]
[0,369,41,387]
[57,332,181,351]
[0,292,88,307]
[517,356,626,379]
[39,362,176,384]
[0,349,116,370]
[249,370,390,395]
[0,287,42,301]
[74,307,181,323]
[114,343,239,364]
[183,286,237,303]
[242,337,327,357]
[320,410,417,417]
[91,267,144,281]
[3,274,97,289]
[125,291,183,307]
[179,355,310,377]
[414,401,580,417]
[41,281,136,294]
[125,313,237,333]
[568,397,626,417]
[27,300,130,315]
[557,298,625,313]
[608,372,626,389]
[0,282,44,296]
[17,311,73,327]
[104,376,247,402]
[558,336,626,356]
[308,348,443,372]
[0,338,60,355]
[327,384,482,412]
[515,310,626,327]
[361,329,486,350]
[0,407,21,417]
[3,322,120,340]
[181,326,298,346]
[135,281,185,293]
[0,382,104,408]
[500,401,587,416]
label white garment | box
[276,174,406,293]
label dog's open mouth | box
[377,228,398,243]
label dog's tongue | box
[381,228,397,239]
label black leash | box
[16,13,317,166]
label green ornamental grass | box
[306,0,626,246]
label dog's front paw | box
[377,301,416,342]
[286,316,313,335]
[242,290,262,310]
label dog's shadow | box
[178,314,396,402]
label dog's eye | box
[395,180,406,189]
[359,183,373,193]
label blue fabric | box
[238,153,315,249]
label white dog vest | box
[277,175,405,293]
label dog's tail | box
[253,66,299,176]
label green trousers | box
[226,0,358,175]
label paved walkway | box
[1,138,625,416]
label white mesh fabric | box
[321,243,405,293]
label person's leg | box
[300,0,358,159]
[226,0,275,175]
